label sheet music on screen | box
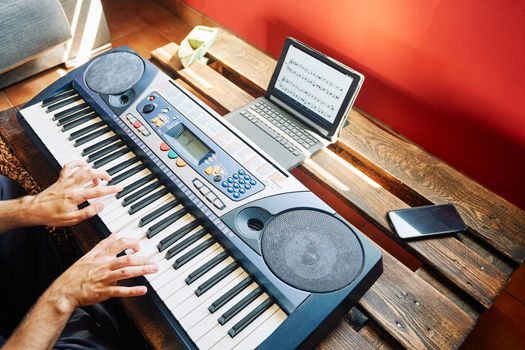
[274,45,354,124]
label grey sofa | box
[0,0,111,89]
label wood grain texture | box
[415,267,479,320]
[205,28,525,263]
[207,30,276,94]
[358,322,401,350]
[359,250,475,350]
[177,60,254,112]
[338,109,525,263]
[301,149,508,308]
[150,58,508,307]
[163,44,511,308]
[317,320,375,350]
[151,42,184,72]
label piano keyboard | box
[26,90,287,349]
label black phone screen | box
[387,204,467,239]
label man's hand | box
[48,233,158,313]
[3,234,157,350]
[25,160,122,227]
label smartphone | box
[387,204,467,239]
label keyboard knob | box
[142,104,155,113]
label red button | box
[133,121,142,128]
[160,142,170,151]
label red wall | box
[183,0,525,210]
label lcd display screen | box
[167,124,212,164]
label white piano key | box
[187,282,258,341]
[94,151,135,172]
[152,242,222,295]
[230,309,287,350]
[44,117,103,146]
[76,131,119,156]
[136,214,196,257]
[87,170,155,215]
[146,230,213,284]
[96,179,158,217]
[163,257,235,310]
[194,292,269,349]
[156,243,219,303]
[177,270,247,329]
[211,304,281,350]
[100,187,168,224]
[104,193,174,233]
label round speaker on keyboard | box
[261,209,363,293]
[84,51,145,95]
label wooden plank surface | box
[302,150,507,309]
[359,251,475,349]
[177,61,253,112]
[207,30,276,94]
[153,42,253,112]
[207,30,525,264]
[317,320,375,350]
[339,110,525,263]
[163,54,509,309]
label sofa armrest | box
[0,0,71,74]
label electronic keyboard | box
[17,47,382,350]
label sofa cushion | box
[0,0,71,74]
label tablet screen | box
[274,44,354,124]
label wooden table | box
[0,29,524,350]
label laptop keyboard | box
[239,101,319,156]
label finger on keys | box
[61,160,88,178]
[72,167,111,186]
[109,254,154,270]
[79,185,123,201]
[108,285,148,298]
[107,237,140,256]
[105,264,159,283]
[63,202,105,224]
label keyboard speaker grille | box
[261,209,364,293]
[84,51,144,95]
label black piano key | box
[173,238,215,269]
[56,107,94,126]
[61,113,97,131]
[165,228,207,260]
[74,126,111,147]
[107,156,140,176]
[81,135,119,156]
[122,180,160,206]
[87,141,126,163]
[218,287,264,325]
[109,163,147,186]
[228,298,274,338]
[207,275,251,311]
[69,121,105,140]
[46,94,82,112]
[92,147,129,168]
[157,220,200,252]
[42,89,76,107]
[128,187,168,215]
[116,173,157,199]
[53,102,89,120]
[146,207,188,238]
[185,251,228,285]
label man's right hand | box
[47,233,158,313]
[25,160,122,227]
